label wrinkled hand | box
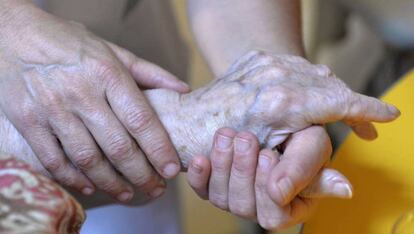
[183,50,399,148]
[176,50,399,213]
[0,3,189,202]
[187,127,352,230]
[0,49,399,208]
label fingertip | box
[117,190,134,203]
[190,156,210,175]
[175,81,191,93]
[331,182,353,199]
[81,186,95,196]
[387,104,401,118]
[163,162,181,179]
[187,155,210,199]
[161,78,191,93]
[300,169,353,199]
[351,122,378,141]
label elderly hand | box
[0,2,189,202]
[187,126,350,230]
[171,50,399,164]
[0,50,398,207]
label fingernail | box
[179,80,190,89]
[163,163,180,178]
[258,154,271,170]
[216,134,232,150]
[332,182,353,199]
[274,177,294,205]
[82,187,94,195]
[117,191,133,202]
[149,187,165,198]
[234,137,251,153]
[191,160,203,174]
[387,104,401,117]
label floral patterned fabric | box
[0,154,84,234]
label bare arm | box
[187,0,304,76]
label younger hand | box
[186,127,352,230]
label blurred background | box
[35,0,414,233]
[171,0,414,233]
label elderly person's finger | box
[267,126,332,206]
[305,91,399,140]
[345,93,400,122]
[187,155,211,200]
[208,127,237,210]
[228,131,259,219]
[106,42,190,93]
[347,122,377,141]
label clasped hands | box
[0,7,399,230]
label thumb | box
[299,168,353,199]
[106,41,190,93]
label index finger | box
[267,126,332,206]
[104,66,181,179]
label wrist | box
[0,1,46,44]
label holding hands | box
[187,126,351,230]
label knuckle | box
[130,173,156,190]
[98,179,120,194]
[125,109,155,135]
[42,156,62,172]
[316,64,332,76]
[65,86,92,103]
[269,86,292,105]
[229,204,255,219]
[73,148,99,170]
[146,140,174,162]
[285,162,307,183]
[263,66,288,78]
[211,159,230,173]
[106,135,133,162]
[288,55,309,64]
[56,169,78,187]
[209,194,228,210]
[232,159,255,178]
[255,179,266,191]
[18,107,40,127]
[42,92,62,108]
[95,60,121,80]
[251,52,273,65]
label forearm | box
[187,0,304,76]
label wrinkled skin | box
[158,51,399,167]
[187,127,351,230]
[0,51,399,206]
[0,2,190,202]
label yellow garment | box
[303,70,414,234]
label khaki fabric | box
[40,0,189,81]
